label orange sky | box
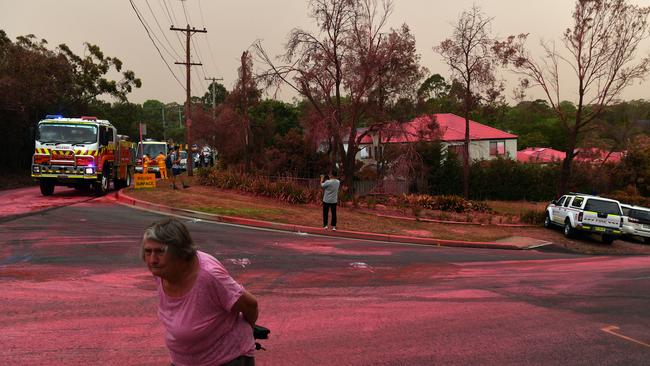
[2,0,649,104]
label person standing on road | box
[321,170,340,231]
[141,218,259,366]
[170,146,188,190]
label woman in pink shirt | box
[141,218,259,366]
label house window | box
[447,144,466,160]
[360,146,370,159]
[489,141,505,156]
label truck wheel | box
[40,180,55,196]
[602,235,614,245]
[95,167,110,195]
[544,214,552,228]
[563,220,574,238]
[115,170,132,189]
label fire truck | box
[31,115,135,196]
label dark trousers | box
[222,355,255,366]
[172,356,254,366]
[323,202,337,227]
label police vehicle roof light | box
[45,114,63,119]
[80,116,97,121]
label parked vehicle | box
[544,193,623,244]
[620,203,650,242]
[31,115,134,195]
[135,140,168,177]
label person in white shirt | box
[320,170,340,230]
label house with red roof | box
[357,113,518,163]
[517,147,566,163]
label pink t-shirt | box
[156,251,254,366]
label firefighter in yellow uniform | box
[155,151,168,179]
[143,154,151,173]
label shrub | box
[520,210,546,225]
[198,168,320,204]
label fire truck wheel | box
[39,180,55,196]
[95,168,110,195]
[115,170,132,189]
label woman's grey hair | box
[140,218,198,261]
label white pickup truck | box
[543,193,623,244]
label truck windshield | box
[584,199,622,215]
[137,143,167,159]
[37,124,97,144]
[629,209,650,221]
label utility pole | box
[161,106,166,142]
[171,24,206,177]
[205,76,223,118]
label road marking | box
[601,325,650,349]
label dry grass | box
[122,176,650,255]
[125,177,549,242]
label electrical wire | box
[129,0,185,90]
[160,0,185,49]
[197,0,221,81]
[145,0,181,59]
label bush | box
[520,209,546,225]
[400,194,493,213]
[198,168,320,204]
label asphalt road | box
[0,188,649,365]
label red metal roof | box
[517,147,565,163]
[517,147,625,164]
[359,113,517,144]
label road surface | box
[0,188,648,365]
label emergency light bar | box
[45,114,63,119]
[81,116,97,121]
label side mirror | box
[550,199,557,205]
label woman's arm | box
[232,290,258,326]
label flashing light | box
[34,155,50,165]
[33,166,41,173]
[75,156,95,167]
[85,167,95,174]
[81,116,97,121]
[45,114,63,119]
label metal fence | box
[353,179,409,196]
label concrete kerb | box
[116,189,527,250]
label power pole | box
[161,106,166,142]
[205,76,223,118]
[171,24,206,177]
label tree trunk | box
[462,87,471,199]
[558,132,577,195]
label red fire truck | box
[31,115,135,196]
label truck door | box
[553,196,567,222]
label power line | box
[160,0,185,49]
[131,0,178,61]
[197,0,221,84]
[180,0,192,25]
[129,0,185,90]
[144,0,181,59]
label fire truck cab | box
[31,115,134,196]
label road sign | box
[134,173,156,189]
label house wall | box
[443,139,517,161]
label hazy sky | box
[2,0,650,105]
